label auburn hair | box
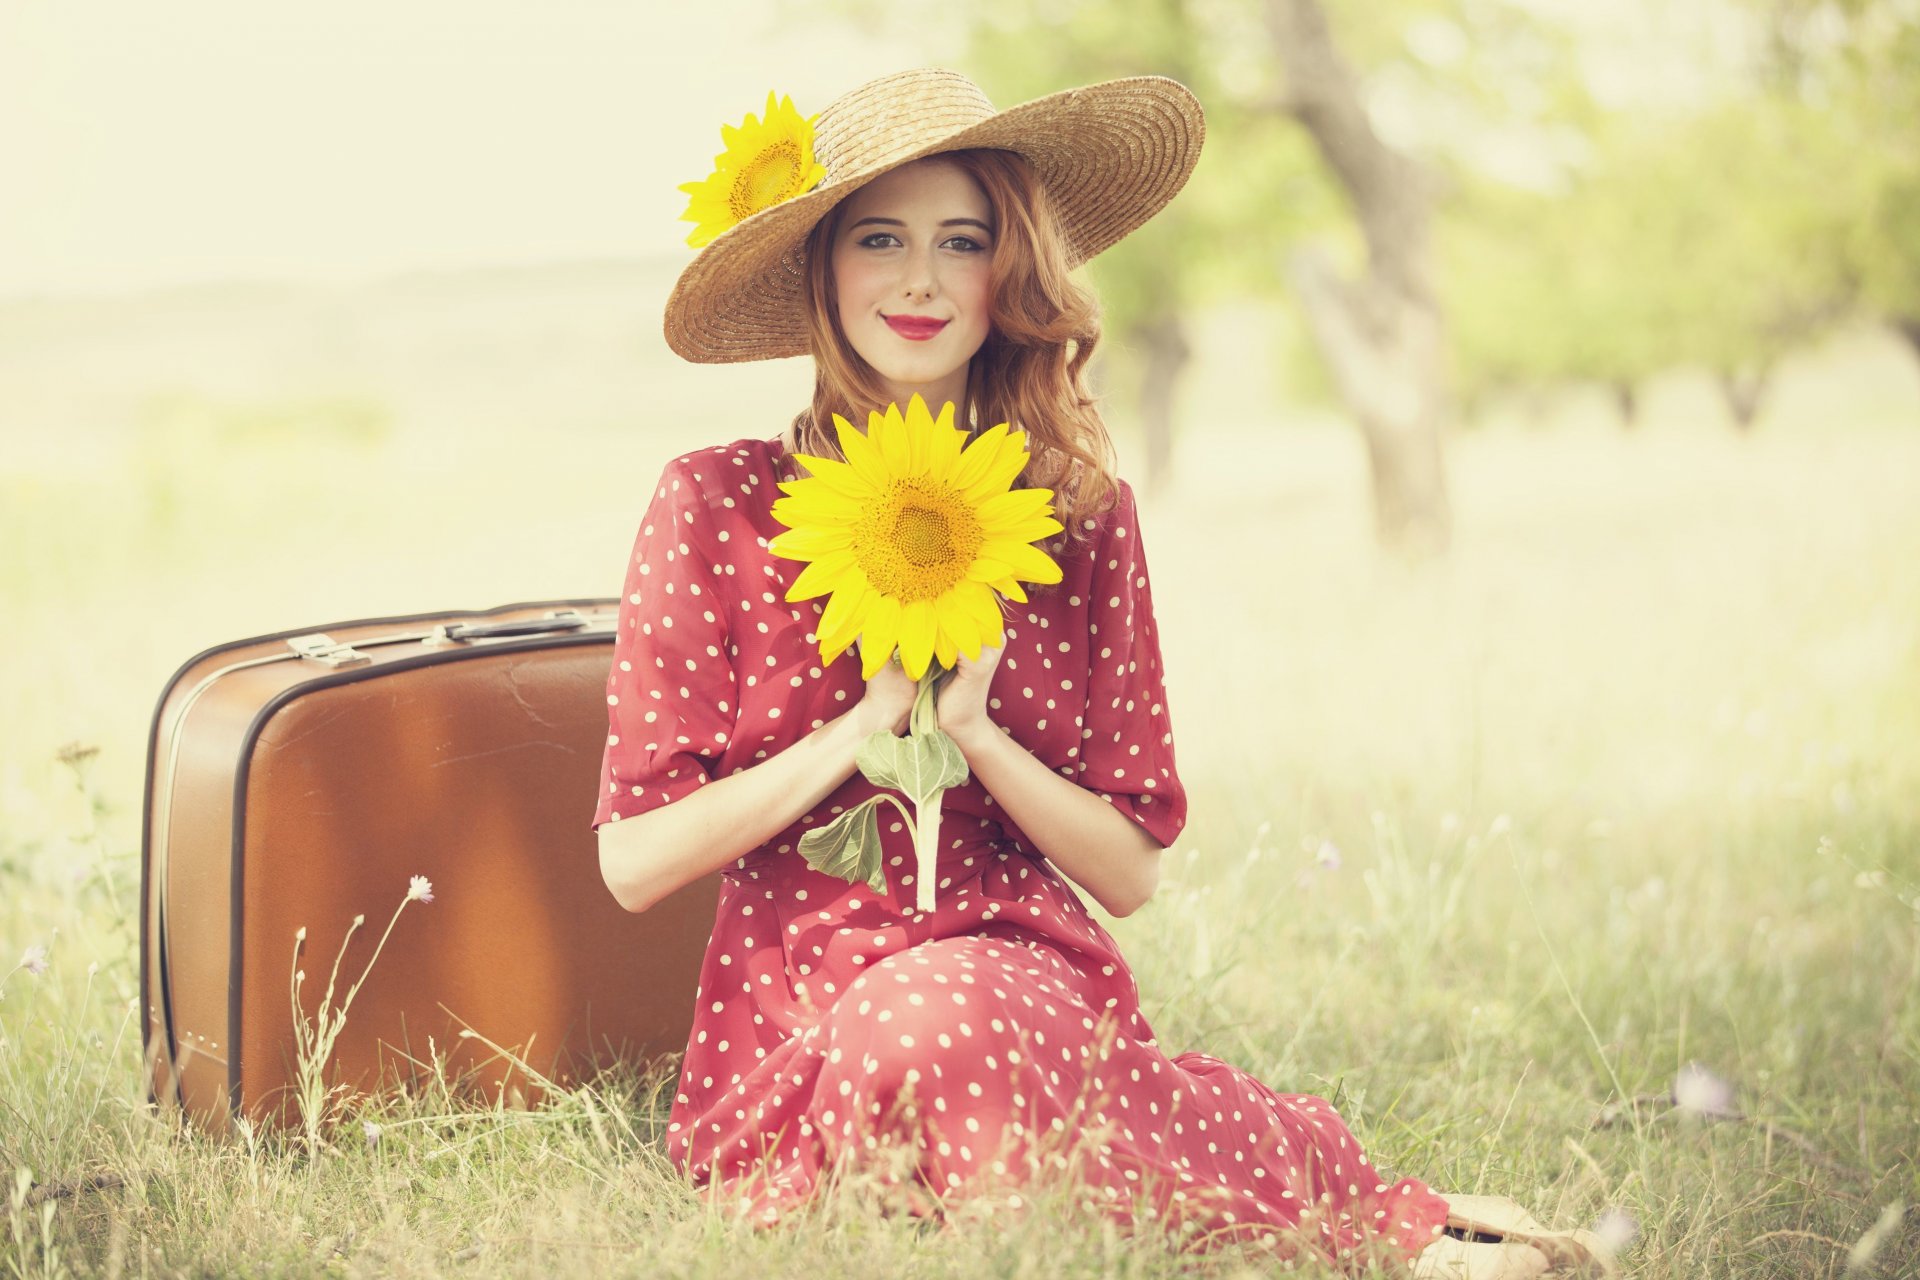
[783,148,1120,542]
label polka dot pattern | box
[590,439,1449,1267]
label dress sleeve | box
[1074,477,1188,850]
[590,456,738,833]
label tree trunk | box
[1891,315,1920,365]
[1266,0,1451,558]
[1718,367,1771,432]
[1134,312,1190,500]
[1612,380,1639,429]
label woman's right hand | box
[854,645,915,738]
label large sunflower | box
[769,395,1065,681]
[677,91,827,249]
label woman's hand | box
[933,644,1003,748]
[853,645,916,738]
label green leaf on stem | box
[797,795,889,894]
[856,727,969,808]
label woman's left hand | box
[933,644,1003,748]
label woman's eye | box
[858,232,902,249]
[944,236,987,253]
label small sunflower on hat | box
[667,69,1204,911]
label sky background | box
[0,0,1751,302]
[0,0,941,298]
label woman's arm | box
[598,662,915,914]
[937,646,1164,918]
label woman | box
[594,69,1606,1279]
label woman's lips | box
[884,314,949,341]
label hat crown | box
[813,69,999,187]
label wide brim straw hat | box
[663,68,1205,364]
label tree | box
[1263,0,1453,554]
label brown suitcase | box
[140,599,719,1135]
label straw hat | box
[662,68,1205,364]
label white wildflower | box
[1592,1207,1638,1256]
[1673,1061,1737,1118]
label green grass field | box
[2,330,1917,1276]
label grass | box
[2,333,1918,1276]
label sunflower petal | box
[981,539,1064,585]
[786,553,854,601]
[817,576,873,654]
[836,414,885,483]
[949,423,1013,492]
[954,580,1005,642]
[773,488,863,527]
[925,413,965,478]
[936,593,984,661]
[873,402,912,476]
[965,556,1017,584]
[898,598,936,681]
[861,594,903,679]
[962,433,1032,504]
[769,524,854,559]
[792,453,878,501]
[975,487,1055,528]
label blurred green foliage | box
[819,0,1920,424]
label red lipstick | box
[884,314,949,341]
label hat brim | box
[662,75,1206,364]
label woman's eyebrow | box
[848,215,994,233]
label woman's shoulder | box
[647,434,793,512]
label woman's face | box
[829,157,994,416]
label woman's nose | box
[900,246,936,300]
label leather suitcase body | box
[141,599,719,1134]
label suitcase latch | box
[286,633,372,667]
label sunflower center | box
[893,506,952,567]
[855,478,983,603]
[731,142,803,221]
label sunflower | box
[769,395,1065,681]
[677,91,827,249]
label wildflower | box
[1672,1061,1738,1118]
[1488,813,1512,839]
[1592,1207,1638,1255]
[1314,840,1342,872]
[408,875,435,903]
[363,1120,383,1148]
[19,945,48,976]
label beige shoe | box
[1429,1194,1621,1278]
[1411,1233,1551,1279]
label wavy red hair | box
[782,148,1119,542]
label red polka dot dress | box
[591,437,1450,1270]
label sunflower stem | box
[912,667,944,913]
[915,792,942,914]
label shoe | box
[1430,1194,1621,1277]
[1411,1233,1551,1279]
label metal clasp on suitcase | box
[285,633,373,667]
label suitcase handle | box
[435,612,593,643]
